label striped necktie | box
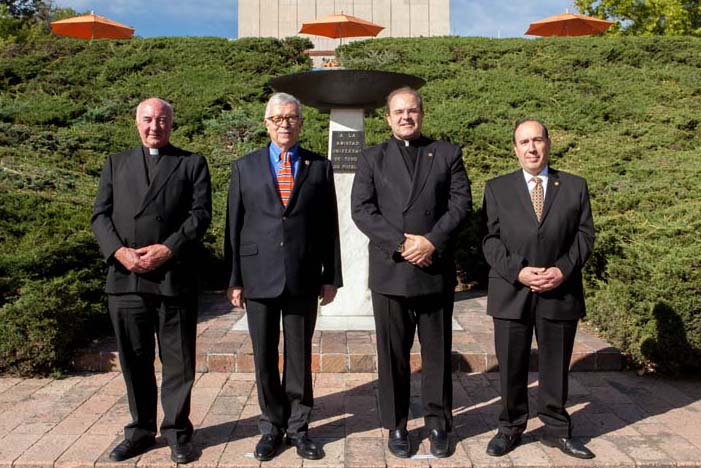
[277,151,294,207]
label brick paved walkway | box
[6,291,696,466]
[0,370,700,467]
[73,292,622,374]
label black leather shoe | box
[388,429,411,458]
[486,432,521,457]
[254,433,283,461]
[429,429,450,458]
[109,437,156,461]
[286,434,324,460]
[170,441,196,464]
[541,437,595,459]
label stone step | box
[72,292,623,374]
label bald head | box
[135,98,173,148]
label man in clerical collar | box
[351,87,472,459]
[92,98,212,464]
[225,92,342,462]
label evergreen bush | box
[1,33,699,375]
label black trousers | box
[246,292,318,437]
[371,291,454,432]
[493,306,578,439]
[108,293,197,445]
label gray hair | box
[136,97,174,120]
[265,92,303,119]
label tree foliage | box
[339,35,701,375]
[0,33,699,375]
[0,34,313,375]
[0,0,46,18]
[576,0,701,36]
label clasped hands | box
[401,233,435,268]
[518,266,564,293]
[114,244,172,274]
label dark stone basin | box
[270,69,425,112]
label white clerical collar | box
[148,147,160,156]
[395,136,421,147]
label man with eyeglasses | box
[351,87,471,458]
[224,92,342,462]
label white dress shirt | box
[523,166,549,199]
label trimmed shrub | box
[0,271,106,375]
[0,34,312,374]
[1,33,699,375]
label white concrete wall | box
[390,0,411,37]
[238,0,260,37]
[259,0,279,37]
[411,0,430,37]
[237,0,451,49]
[429,0,450,35]
[373,0,391,38]
[279,0,299,37]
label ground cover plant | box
[0,33,699,375]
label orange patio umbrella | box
[299,13,384,43]
[50,12,134,40]
[526,12,614,37]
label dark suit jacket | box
[482,168,594,320]
[351,137,472,297]
[224,145,342,299]
[91,144,212,296]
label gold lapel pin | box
[554,181,560,186]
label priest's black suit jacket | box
[351,137,472,297]
[482,168,595,320]
[224,146,343,298]
[91,144,212,295]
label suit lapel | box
[384,140,413,207]
[514,170,540,224]
[128,147,149,213]
[255,146,284,214]
[540,168,560,223]
[136,145,182,216]
[404,140,436,212]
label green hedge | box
[339,36,701,374]
[1,33,699,375]
[0,34,314,374]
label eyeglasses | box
[266,115,300,126]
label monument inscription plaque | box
[330,130,363,173]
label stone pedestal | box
[318,109,373,328]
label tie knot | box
[531,176,542,186]
[281,151,290,164]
